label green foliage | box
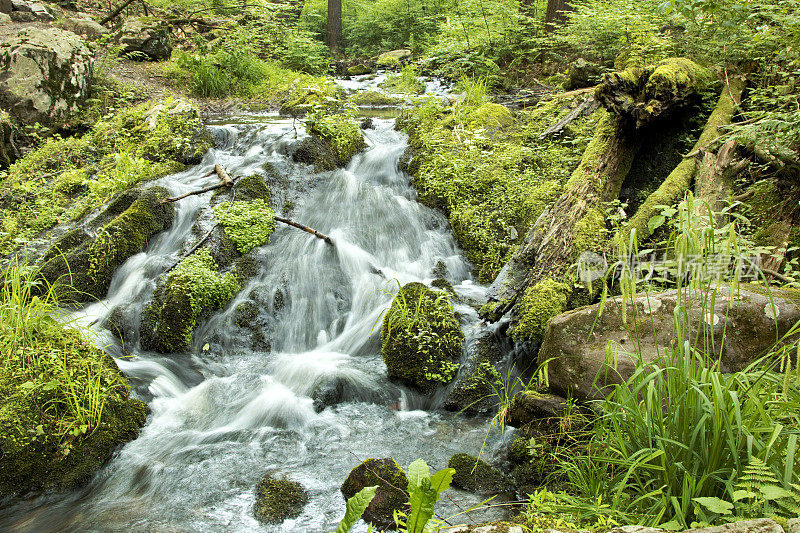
[333,486,378,533]
[380,65,426,95]
[511,279,569,342]
[381,282,463,390]
[306,110,367,165]
[394,459,455,533]
[213,199,276,254]
[398,90,595,281]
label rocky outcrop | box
[442,330,506,415]
[253,474,309,524]
[39,187,176,302]
[0,28,93,126]
[59,18,110,40]
[118,17,172,61]
[381,282,464,393]
[341,458,409,530]
[539,286,800,401]
[448,453,514,495]
[8,0,52,21]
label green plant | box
[333,486,377,533]
[393,459,455,533]
[213,199,276,254]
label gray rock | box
[0,0,11,14]
[506,391,572,428]
[785,518,800,533]
[682,519,783,533]
[0,28,93,126]
[0,12,10,22]
[447,524,524,533]
[60,18,110,40]
[118,17,172,61]
[442,330,506,415]
[539,286,800,401]
[566,58,603,90]
[10,0,29,11]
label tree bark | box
[544,0,570,32]
[326,0,342,56]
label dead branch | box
[161,165,234,203]
[538,96,599,140]
[100,0,138,25]
[274,216,334,245]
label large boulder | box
[0,28,93,126]
[565,58,603,90]
[377,49,411,68]
[59,18,110,40]
[341,458,409,530]
[118,17,172,61]
[381,282,464,393]
[539,286,800,401]
[253,474,309,524]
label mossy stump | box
[341,458,409,530]
[253,473,309,524]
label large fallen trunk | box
[620,76,746,244]
[483,59,712,338]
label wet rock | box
[381,282,464,394]
[59,18,110,40]
[38,187,175,302]
[311,377,399,412]
[341,458,409,530]
[565,58,603,90]
[443,331,505,415]
[539,286,800,401]
[360,117,375,130]
[448,453,514,495]
[377,49,411,68]
[118,17,172,61]
[0,28,93,126]
[292,136,339,171]
[253,473,309,524]
[506,391,571,428]
[348,64,373,75]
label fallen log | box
[274,216,333,245]
[619,75,747,246]
[161,165,234,203]
[100,0,138,25]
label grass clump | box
[213,199,276,254]
[381,282,464,392]
[0,261,147,497]
[379,65,426,95]
[398,82,596,282]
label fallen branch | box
[161,164,234,203]
[100,0,138,25]
[274,216,334,245]
[538,96,599,140]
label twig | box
[274,216,334,245]
[100,0,138,25]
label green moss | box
[306,112,366,167]
[347,64,373,75]
[0,326,147,497]
[399,93,596,282]
[444,358,501,414]
[380,66,425,94]
[279,85,345,117]
[253,474,309,524]
[213,200,276,254]
[349,90,403,107]
[381,282,464,392]
[147,248,240,352]
[511,279,569,342]
[448,453,513,494]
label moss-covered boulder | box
[509,279,569,343]
[377,49,411,68]
[539,285,800,401]
[341,458,409,530]
[0,28,94,127]
[348,64,373,76]
[39,186,175,301]
[448,453,514,495]
[140,248,240,353]
[279,86,344,117]
[0,327,147,497]
[253,473,309,524]
[381,282,464,393]
[0,109,15,168]
[293,113,366,171]
[566,58,604,90]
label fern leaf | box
[334,486,378,533]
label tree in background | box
[544,0,570,31]
[326,0,342,55]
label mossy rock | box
[509,279,569,343]
[448,453,514,495]
[0,327,147,497]
[308,113,367,168]
[292,135,340,172]
[381,282,464,393]
[253,473,309,524]
[347,64,373,76]
[468,103,514,131]
[341,458,409,530]
[140,248,240,353]
[39,186,175,302]
[279,86,344,117]
[377,49,411,68]
[443,331,505,415]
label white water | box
[0,107,506,532]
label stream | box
[0,79,509,532]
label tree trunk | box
[544,0,570,32]
[326,0,342,56]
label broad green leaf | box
[407,459,430,488]
[732,489,756,501]
[334,485,377,533]
[759,484,793,500]
[648,215,666,234]
[692,497,733,515]
[658,520,683,531]
[406,480,437,533]
[429,468,455,499]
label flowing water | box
[0,86,509,532]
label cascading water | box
[0,89,508,532]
